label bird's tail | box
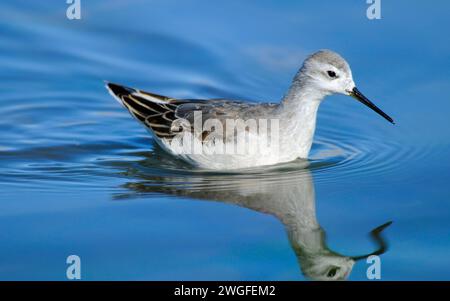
[105,82,179,139]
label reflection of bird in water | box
[116,157,392,280]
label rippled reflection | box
[114,148,392,280]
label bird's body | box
[107,50,393,170]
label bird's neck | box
[278,81,327,158]
[281,79,328,110]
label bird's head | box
[296,49,394,124]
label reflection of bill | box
[117,160,392,281]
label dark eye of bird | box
[327,267,339,277]
[327,70,337,78]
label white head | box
[292,49,394,124]
[298,50,356,96]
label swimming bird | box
[106,50,393,170]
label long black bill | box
[351,221,393,261]
[350,87,394,124]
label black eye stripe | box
[327,70,337,78]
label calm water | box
[1,1,450,280]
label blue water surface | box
[0,0,450,280]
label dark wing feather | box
[106,82,278,141]
[107,83,199,140]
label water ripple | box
[0,19,426,196]
[0,96,427,195]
